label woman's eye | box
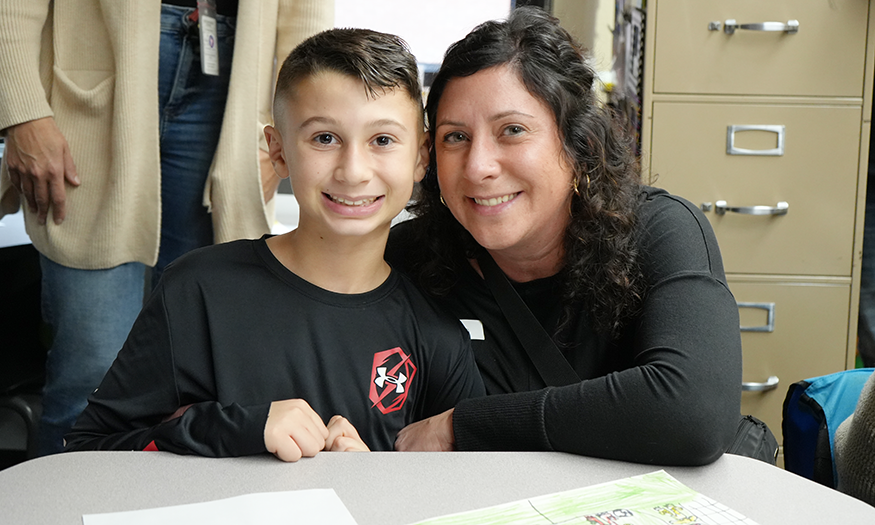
[373,135,394,147]
[443,132,467,143]
[315,133,336,145]
[504,125,525,136]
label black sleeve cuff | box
[453,389,553,451]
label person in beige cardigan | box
[835,370,875,506]
[0,0,333,455]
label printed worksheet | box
[410,470,758,525]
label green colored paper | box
[410,470,757,525]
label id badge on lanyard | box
[197,0,220,76]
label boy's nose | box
[334,144,373,185]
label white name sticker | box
[461,319,485,341]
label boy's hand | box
[394,408,455,451]
[325,415,370,452]
[264,399,329,462]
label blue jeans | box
[859,100,875,368]
[37,5,235,455]
[859,171,875,367]
[38,257,145,455]
[154,5,235,284]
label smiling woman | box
[386,7,743,466]
[432,65,574,281]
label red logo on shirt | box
[369,347,416,414]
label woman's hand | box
[325,415,370,452]
[394,408,455,451]
[264,399,329,462]
[5,117,80,225]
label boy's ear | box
[413,133,430,183]
[263,125,290,180]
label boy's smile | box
[265,70,427,241]
[324,192,382,216]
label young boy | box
[64,29,485,461]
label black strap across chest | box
[477,253,581,387]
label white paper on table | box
[82,489,357,525]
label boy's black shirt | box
[65,236,485,455]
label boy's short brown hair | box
[273,28,423,130]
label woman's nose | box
[463,136,500,183]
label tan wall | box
[553,0,614,73]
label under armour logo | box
[369,347,417,414]
[374,367,407,393]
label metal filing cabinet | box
[637,0,875,448]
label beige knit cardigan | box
[835,371,875,506]
[0,0,333,269]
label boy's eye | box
[315,133,337,145]
[443,131,467,143]
[373,135,394,147]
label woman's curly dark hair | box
[406,6,644,337]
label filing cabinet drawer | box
[650,101,861,276]
[730,278,850,443]
[652,0,869,97]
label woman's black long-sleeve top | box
[386,186,742,466]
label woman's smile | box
[471,192,520,207]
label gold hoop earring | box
[440,194,448,207]
[573,174,590,197]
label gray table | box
[1,451,873,524]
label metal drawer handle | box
[710,19,799,35]
[727,125,785,156]
[737,302,775,332]
[714,200,788,216]
[742,375,780,392]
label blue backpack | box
[782,368,874,487]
